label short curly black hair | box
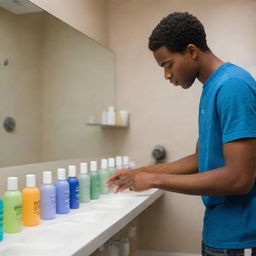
[148,12,210,53]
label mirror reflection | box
[0,0,115,168]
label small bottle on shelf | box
[120,110,129,126]
[107,106,116,125]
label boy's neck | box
[197,51,224,84]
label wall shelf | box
[86,123,128,128]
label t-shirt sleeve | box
[216,78,256,143]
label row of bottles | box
[0,156,132,241]
[87,107,129,127]
[101,106,129,126]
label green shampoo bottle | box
[79,163,91,203]
[3,177,22,233]
[0,199,3,241]
[89,161,100,200]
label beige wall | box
[30,0,108,46]
[107,0,256,254]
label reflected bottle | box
[55,168,70,214]
[40,171,56,220]
[90,161,100,200]
[78,163,90,203]
[22,175,40,227]
[67,165,79,209]
[99,159,109,194]
[3,177,22,233]
[0,199,3,241]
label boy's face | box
[153,45,199,89]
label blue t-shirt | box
[199,62,256,249]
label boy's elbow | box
[233,179,254,195]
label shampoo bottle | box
[89,161,100,200]
[67,165,79,209]
[55,168,70,214]
[3,177,22,233]
[40,171,56,220]
[0,199,3,241]
[108,158,116,176]
[78,163,90,203]
[99,159,109,194]
[116,156,123,171]
[122,156,130,170]
[22,174,40,227]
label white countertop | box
[0,188,163,256]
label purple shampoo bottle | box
[40,171,56,220]
[55,168,70,214]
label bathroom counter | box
[0,188,163,256]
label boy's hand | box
[107,170,156,192]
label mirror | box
[0,0,115,168]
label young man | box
[107,12,256,255]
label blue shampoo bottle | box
[0,199,3,241]
[67,165,79,209]
[55,168,70,214]
[40,171,56,220]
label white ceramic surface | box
[0,189,163,256]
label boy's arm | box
[109,138,256,195]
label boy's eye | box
[165,63,172,68]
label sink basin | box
[17,222,88,250]
[0,244,52,256]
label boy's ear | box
[186,44,198,60]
